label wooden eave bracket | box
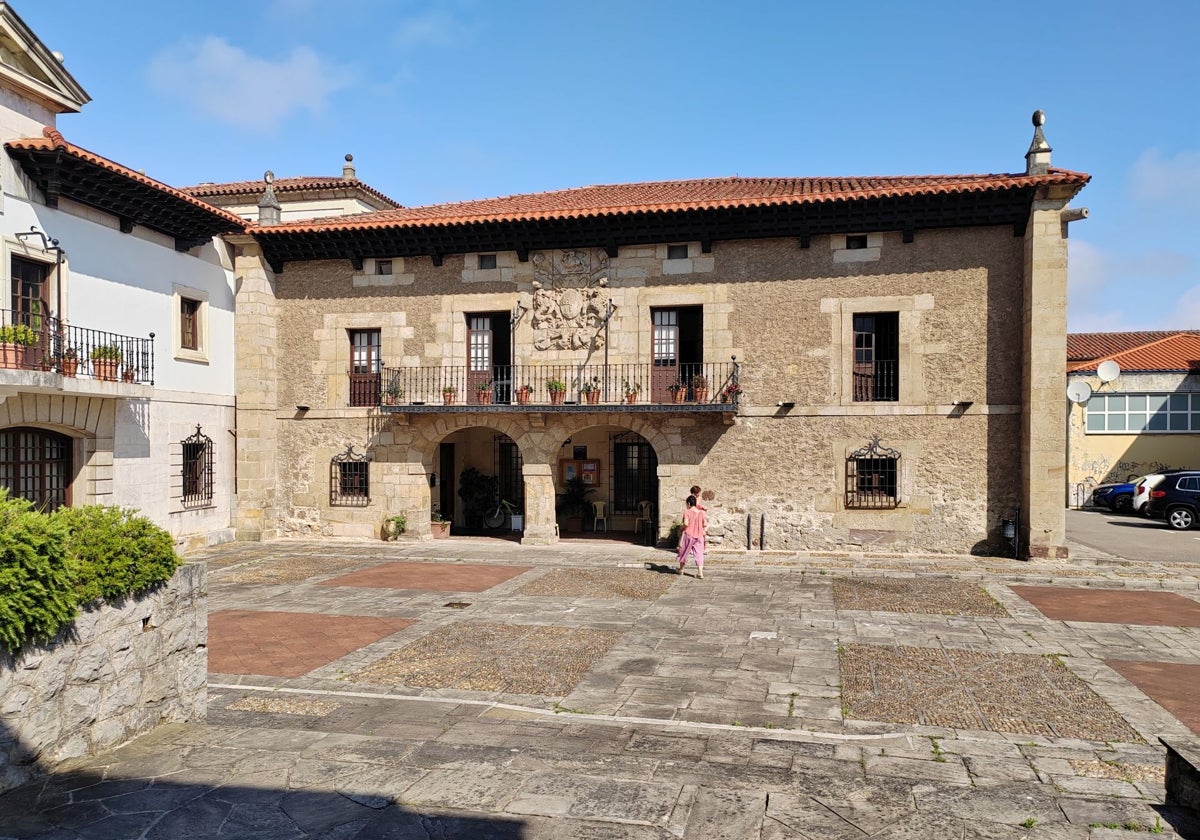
[350,256,364,271]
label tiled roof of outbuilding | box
[1068,333,1200,374]
[181,176,401,209]
[245,170,1091,234]
[1067,331,1200,362]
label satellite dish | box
[1097,360,1121,383]
[1067,380,1093,404]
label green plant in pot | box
[556,475,595,533]
[89,343,123,381]
[0,324,37,346]
[383,513,407,540]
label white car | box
[1132,473,1170,514]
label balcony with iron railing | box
[356,360,741,412]
[852,360,898,402]
[0,308,154,385]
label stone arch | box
[540,413,677,465]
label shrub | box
[667,520,684,550]
[53,506,179,604]
[0,492,75,653]
[0,324,38,346]
[89,344,123,362]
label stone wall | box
[0,563,207,795]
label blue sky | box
[22,0,1200,333]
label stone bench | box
[1160,736,1200,811]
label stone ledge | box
[1160,736,1200,811]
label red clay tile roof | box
[181,176,400,209]
[1068,333,1200,374]
[5,128,246,228]
[245,170,1090,234]
[1067,331,1200,362]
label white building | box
[0,3,242,548]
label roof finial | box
[1025,109,1052,175]
[342,153,355,180]
[258,169,281,226]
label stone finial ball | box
[345,154,354,162]
[1032,109,1046,127]
[264,170,274,184]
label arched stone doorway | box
[432,426,525,539]
[0,426,74,511]
[553,425,659,542]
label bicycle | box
[482,498,519,530]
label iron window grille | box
[493,434,524,509]
[330,444,371,506]
[611,431,657,515]
[182,425,214,508]
[845,435,900,510]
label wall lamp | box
[296,404,310,412]
[776,401,795,409]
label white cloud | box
[1129,148,1200,210]
[1068,238,1196,332]
[147,37,353,132]
[1163,284,1200,330]
[394,10,466,47]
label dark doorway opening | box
[466,312,513,404]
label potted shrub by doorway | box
[431,511,451,538]
[382,513,407,540]
[556,475,595,534]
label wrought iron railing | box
[373,361,741,408]
[852,360,898,402]
[0,308,154,384]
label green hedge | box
[0,492,180,654]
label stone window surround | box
[172,283,209,364]
[316,312,412,409]
[828,293,932,407]
[354,257,414,288]
[832,231,883,263]
[829,436,928,529]
[2,234,69,321]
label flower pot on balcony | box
[515,388,532,405]
[549,390,565,405]
[121,368,136,383]
[477,390,493,405]
[692,388,709,403]
[584,391,600,405]
[671,389,686,404]
[92,359,119,381]
[0,343,26,369]
[442,391,458,405]
[59,357,79,377]
[625,393,638,404]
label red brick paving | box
[1011,586,1200,626]
[1106,660,1200,735]
[319,562,532,592]
[208,610,414,677]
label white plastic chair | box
[592,501,608,532]
[634,500,654,536]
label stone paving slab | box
[1012,586,1200,626]
[208,610,414,677]
[320,561,534,592]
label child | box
[681,484,706,520]
[676,494,707,579]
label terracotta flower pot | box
[477,390,493,405]
[692,388,709,403]
[60,357,79,377]
[516,390,531,405]
[92,359,119,381]
[584,391,600,405]
[443,393,457,405]
[625,393,638,404]
[431,521,451,539]
[549,390,565,405]
[671,390,686,404]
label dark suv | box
[1144,470,1200,530]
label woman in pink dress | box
[676,494,707,578]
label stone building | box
[207,112,1089,559]
[1066,331,1200,500]
[0,4,243,548]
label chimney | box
[342,153,355,180]
[257,170,281,226]
[1025,109,1052,176]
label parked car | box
[1132,473,1170,514]
[1144,470,1200,530]
[1091,481,1136,513]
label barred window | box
[494,434,524,508]
[330,445,370,506]
[852,312,899,402]
[611,431,657,515]
[845,435,900,510]
[182,426,214,508]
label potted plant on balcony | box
[442,384,458,405]
[581,376,601,405]
[622,379,642,404]
[476,379,494,405]
[0,324,37,369]
[58,346,79,377]
[720,382,742,404]
[691,374,709,402]
[547,378,567,405]
[668,382,686,404]
[90,344,123,381]
[515,383,532,405]
[430,510,451,539]
[383,383,404,406]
